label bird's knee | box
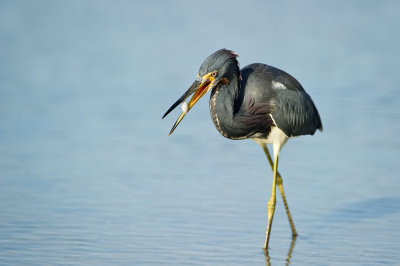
[267,198,276,210]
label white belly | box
[252,126,289,158]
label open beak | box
[162,73,216,135]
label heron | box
[162,49,322,249]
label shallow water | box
[1,1,400,265]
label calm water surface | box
[1,1,399,265]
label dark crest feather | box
[218,48,238,59]
[199,49,240,78]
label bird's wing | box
[239,63,322,137]
[271,89,322,137]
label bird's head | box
[162,49,239,135]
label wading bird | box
[162,49,322,249]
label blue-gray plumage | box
[162,49,322,250]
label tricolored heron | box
[162,49,322,249]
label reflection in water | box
[264,236,297,266]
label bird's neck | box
[209,76,245,140]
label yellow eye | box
[211,71,217,77]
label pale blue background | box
[1,1,399,265]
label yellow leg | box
[264,152,278,249]
[261,144,298,238]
